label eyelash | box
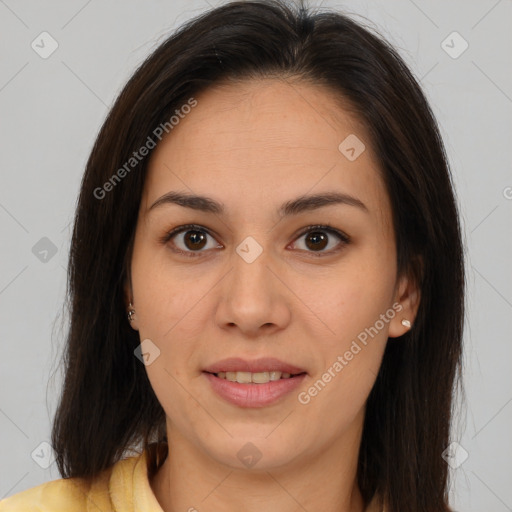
[159,223,351,258]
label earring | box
[401,319,411,328]
[127,302,136,322]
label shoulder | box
[0,453,143,512]
[0,477,96,511]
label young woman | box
[0,1,465,511]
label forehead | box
[142,78,391,226]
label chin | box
[199,432,303,471]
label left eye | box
[291,226,349,255]
[161,224,349,258]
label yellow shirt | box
[0,449,164,511]
[0,448,383,511]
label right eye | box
[160,224,223,258]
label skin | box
[125,78,420,512]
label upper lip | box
[203,357,307,375]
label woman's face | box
[127,78,417,471]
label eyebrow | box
[148,190,368,217]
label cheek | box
[300,251,396,414]
[144,361,204,438]
[297,276,393,433]
[311,255,396,345]
[131,238,199,335]
[130,243,217,390]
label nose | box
[214,242,292,338]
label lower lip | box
[203,372,307,408]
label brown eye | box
[160,224,222,257]
[182,230,208,250]
[304,231,329,251]
[292,225,350,256]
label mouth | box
[202,357,308,408]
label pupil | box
[306,231,327,251]
[186,230,207,250]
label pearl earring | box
[401,319,411,328]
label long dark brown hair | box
[51,1,465,510]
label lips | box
[202,357,307,375]
[202,357,308,407]
[203,371,307,407]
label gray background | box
[1,0,511,510]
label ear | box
[388,268,421,338]
[123,278,139,331]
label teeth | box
[216,371,293,383]
[269,371,284,381]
